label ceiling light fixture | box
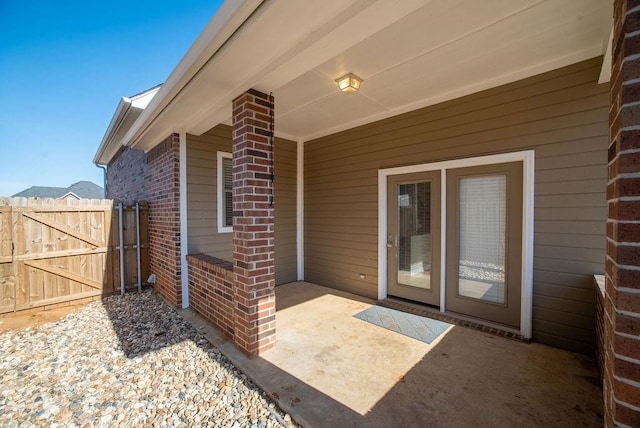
[335,73,363,93]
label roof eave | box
[126,0,264,151]
[93,97,132,165]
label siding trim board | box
[297,139,304,281]
[378,150,535,338]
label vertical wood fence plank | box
[13,209,26,307]
[0,206,15,312]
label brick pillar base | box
[604,1,640,426]
[231,89,276,356]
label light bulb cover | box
[335,73,363,93]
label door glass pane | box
[458,175,506,304]
[397,181,432,289]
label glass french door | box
[386,161,524,328]
[445,162,523,327]
[387,172,441,306]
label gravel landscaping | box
[0,289,297,427]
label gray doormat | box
[354,305,452,344]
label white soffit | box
[128,0,434,150]
[130,0,608,149]
[273,0,606,140]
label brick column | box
[231,89,276,356]
[605,1,640,426]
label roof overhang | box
[103,0,611,156]
[94,85,161,165]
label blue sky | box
[0,0,223,197]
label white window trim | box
[377,150,535,339]
[217,151,233,233]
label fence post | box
[118,202,125,295]
[135,201,142,292]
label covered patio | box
[183,282,602,427]
[95,0,640,424]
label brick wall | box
[187,254,235,338]
[604,1,640,426]
[106,146,148,201]
[106,134,182,308]
[146,135,182,308]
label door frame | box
[378,150,535,338]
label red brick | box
[616,308,640,336]
[615,333,640,360]
[615,379,640,407]
[622,80,640,105]
[615,245,640,266]
[616,288,640,313]
[617,268,640,290]
[615,401,640,427]
[621,103,640,128]
[610,200,640,221]
[609,178,640,200]
[615,357,640,384]
[615,222,640,242]
[621,58,640,82]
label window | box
[217,152,233,233]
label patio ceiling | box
[129,0,610,151]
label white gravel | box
[0,289,297,428]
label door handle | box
[387,233,394,248]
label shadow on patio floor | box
[183,281,603,427]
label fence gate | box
[0,198,149,314]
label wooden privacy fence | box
[0,197,148,313]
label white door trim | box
[378,150,535,338]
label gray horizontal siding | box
[186,125,297,285]
[274,138,298,285]
[304,57,608,354]
[187,126,233,261]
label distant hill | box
[12,181,104,199]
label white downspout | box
[179,132,189,308]
[94,163,108,198]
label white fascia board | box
[93,97,132,165]
[126,0,264,151]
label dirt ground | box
[0,304,87,333]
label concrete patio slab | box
[182,282,602,427]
